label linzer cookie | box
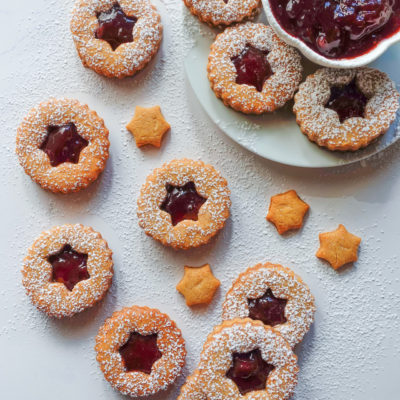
[222,263,315,347]
[70,0,162,78]
[21,224,113,318]
[16,98,110,193]
[293,67,400,151]
[197,319,298,400]
[183,0,261,27]
[137,158,231,249]
[95,305,186,397]
[207,22,302,114]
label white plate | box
[184,34,400,168]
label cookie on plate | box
[208,22,302,114]
[183,0,261,27]
[293,67,399,151]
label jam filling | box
[269,0,400,59]
[119,332,162,374]
[231,44,273,92]
[95,3,137,51]
[40,123,88,167]
[248,289,287,327]
[49,245,89,291]
[160,182,207,226]
[226,349,275,395]
[326,79,368,123]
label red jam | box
[160,182,207,226]
[40,123,88,167]
[231,45,273,92]
[226,349,275,395]
[326,79,368,122]
[269,0,400,58]
[49,245,89,291]
[95,3,137,51]
[248,289,287,327]
[119,333,162,374]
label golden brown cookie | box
[208,22,302,114]
[21,224,113,318]
[177,264,220,306]
[126,105,170,147]
[137,158,231,249]
[16,98,110,193]
[222,263,315,347]
[266,190,309,235]
[293,68,399,151]
[95,305,186,397]
[198,319,299,400]
[183,0,261,27]
[316,224,361,270]
[70,0,163,78]
[177,371,206,400]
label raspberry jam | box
[326,79,368,123]
[95,3,137,51]
[226,349,275,395]
[160,182,207,226]
[49,245,89,291]
[248,289,287,327]
[119,333,162,374]
[231,45,273,92]
[40,123,88,167]
[269,0,400,58]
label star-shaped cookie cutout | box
[266,190,309,234]
[126,105,170,148]
[316,224,361,270]
[176,264,220,306]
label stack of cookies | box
[178,263,316,400]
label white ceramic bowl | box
[262,0,400,68]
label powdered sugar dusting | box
[222,263,315,347]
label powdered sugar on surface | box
[1,1,400,399]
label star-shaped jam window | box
[248,288,287,327]
[160,181,207,226]
[40,123,88,167]
[316,224,361,270]
[266,190,309,235]
[126,106,171,148]
[119,332,162,374]
[95,3,137,51]
[176,264,220,306]
[49,244,89,291]
[226,349,275,395]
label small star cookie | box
[266,190,309,234]
[126,105,170,148]
[176,264,220,306]
[316,224,361,270]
